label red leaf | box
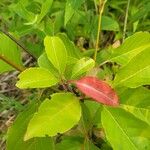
[71,76,119,106]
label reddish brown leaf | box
[71,76,119,106]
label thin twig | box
[93,0,106,61]
[0,54,25,72]
[123,0,130,42]
[0,30,36,59]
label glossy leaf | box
[113,48,150,88]
[16,67,59,89]
[25,93,81,140]
[57,33,81,58]
[101,106,150,150]
[44,36,67,74]
[7,102,54,150]
[64,56,79,79]
[97,33,150,66]
[38,52,59,77]
[110,32,150,66]
[0,33,22,73]
[72,76,119,106]
[71,57,95,79]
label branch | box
[0,54,25,72]
[0,30,36,59]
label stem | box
[93,0,106,61]
[123,0,130,42]
[94,0,98,14]
[0,54,25,72]
[0,30,36,59]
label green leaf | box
[57,33,81,58]
[56,136,99,150]
[56,136,84,150]
[6,102,54,150]
[64,56,79,79]
[37,0,53,23]
[117,87,150,107]
[64,0,84,25]
[10,1,35,23]
[131,2,150,23]
[113,48,150,88]
[16,67,59,89]
[101,16,119,31]
[80,101,102,131]
[71,57,95,79]
[101,106,150,150]
[44,36,67,74]
[110,32,150,66]
[38,52,59,77]
[25,93,81,140]
[96,48,111,65]
[0,33,22,73]
[45,10,64,35]
[121,105,150,126]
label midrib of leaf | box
[110,44,150,63]
[51,38,61,72]
[103,107,138,150]
[115,65,150,86]
[77,82,114,102]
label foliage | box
[0,0,150,149]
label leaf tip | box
[24,132,31,141]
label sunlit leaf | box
[44,36,67,74]
[16,67,59,89]
[71,57,95,79]
[25,93,81,140]
[114,48,150,88]
[101,106,150,150]
[38,52,59,77]
[110,32,150,66]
